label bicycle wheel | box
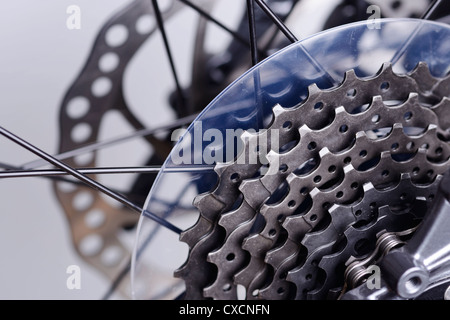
[1,0,450,300]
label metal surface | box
[342,169,450,299]
[379,169,450,299]
[175,61,450,299]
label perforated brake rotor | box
[132,19,450,300]
[51,0,212,295]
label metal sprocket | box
[175,61,450,300]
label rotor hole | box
[74,152,95,166]
[226,253,235,261]
[336,191,344,198]
[421,143,429,150]
[435,147,443,155]
[73,191,95,212]
[310,214,317,222]
[380,81,390,91]
[359,150,367,158]
[427,169,434,177]
[91,76,112,97]
[101,245,124,267]
[277,214,284,222]
[400,193,407,201]
[85,209,106,229]
[79,234,103,257]
[412,167,420,175]
[314,102,324,111]
[66,96,90,119]
[391,0,402,10]
[71,122,92,143]
[277,287,285,295]
[57,180,77,193]
[288,200,296,208]
[105,24,129,47]
[313,175,322,183]
[268,229,277,237]
[351,182,359,189]
[381,170,390,177]
[279,164,288,173]
[98,52,120,73]
[135,14,156,35]
[355,209,362,216]
[328,165,336,173]
[158,0,175,12]
[305,274,312,281]
[344,157,352,164]
[100,193,122,209]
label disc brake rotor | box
[132,19,450,300]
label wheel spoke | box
[0,166,159,178]
[178,0,250,48]
[151,0,186,116]
[246,0,259,66]
[0,161,113,189]
[421,0,444,19]
[0,165,215,178]
[21,113,198,170]
[0,162,18,170]
[0,125,182,235]
[254,0,298,43]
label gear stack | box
[175,62,450,300]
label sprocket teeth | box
[272,103,287,117]
[193,193,226,222]
[431,97,450,132]
[409,61,438,94]
[307,83,321,97]
[177,61,450,300]
[239,178,271,209]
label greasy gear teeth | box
[174,61,450,300]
